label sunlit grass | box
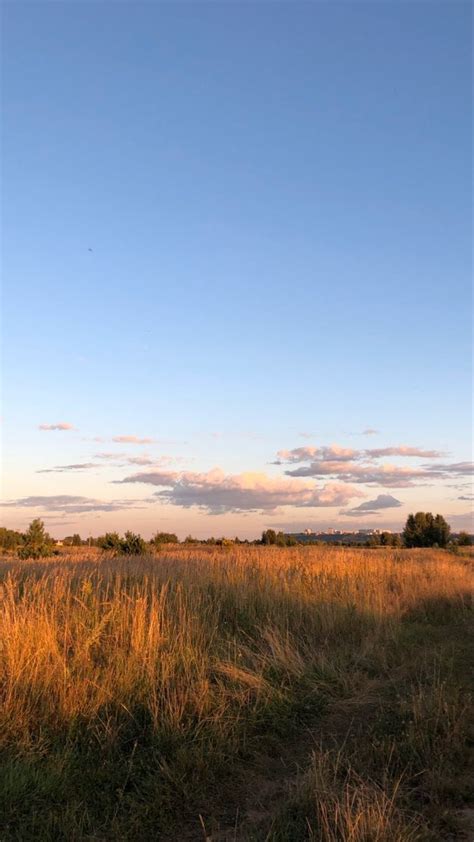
[0,546,472,839]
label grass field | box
[0,545,472,840]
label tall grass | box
[0,546,472,840]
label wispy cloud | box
[37,463,97,473]
[341,494,402,517]
[116,468,364,514]
[112,435,157,445]
[362,428,379,436]
[1,495,146,514]
[94,452,186,468]
[39,422,75,431]
[95,452,127,460]
[426,461,473,476]
[366,446,445,458]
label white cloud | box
[275,445,356,464]
[39,422,75,431]
[117,468,364,514]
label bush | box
[97,532,122,551]
[151,532,178,545]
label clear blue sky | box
[2,1,472,538]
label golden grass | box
[0,545,472,840]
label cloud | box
[341,494,402,517]
[277,444,445,465]
[39,423,74,431]
[366,446,445,458]
[275,442,465,488]
[116,467,364,514]
[37,463,97,473]
[95,452,127,460]
[112,435,156,445]
[458,495,474,501]
[340,509,381,517]
[275,445,357,465]
[124,454,174,466]
[1,495,146,514]
[285,462,435,487]
[426,461,473,476]
[444,512,474,531]
[362,428,379,436]
[94,452,184,468]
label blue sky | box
[2,1,472,538]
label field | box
[0,545,473,841]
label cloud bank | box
[1,495,145,514]
[276,442,468,488]
[117,468,364,514]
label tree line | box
[0,513,471,560]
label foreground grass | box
[0,546,472,840]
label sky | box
[1,1,472,539]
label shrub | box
[151,532,178,545]
[97,532,122,551]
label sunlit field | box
[1,545,472,840]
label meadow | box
[0,545,472,841]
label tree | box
[18,519,53,559]
[457,531,472,546]
[431,514,451,548]
[120,531,147,555]
[402,512,451,548]
[71,533,82,546]
[0,527,24,551]
[261,529,277,545]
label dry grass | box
[0,545,472,840]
